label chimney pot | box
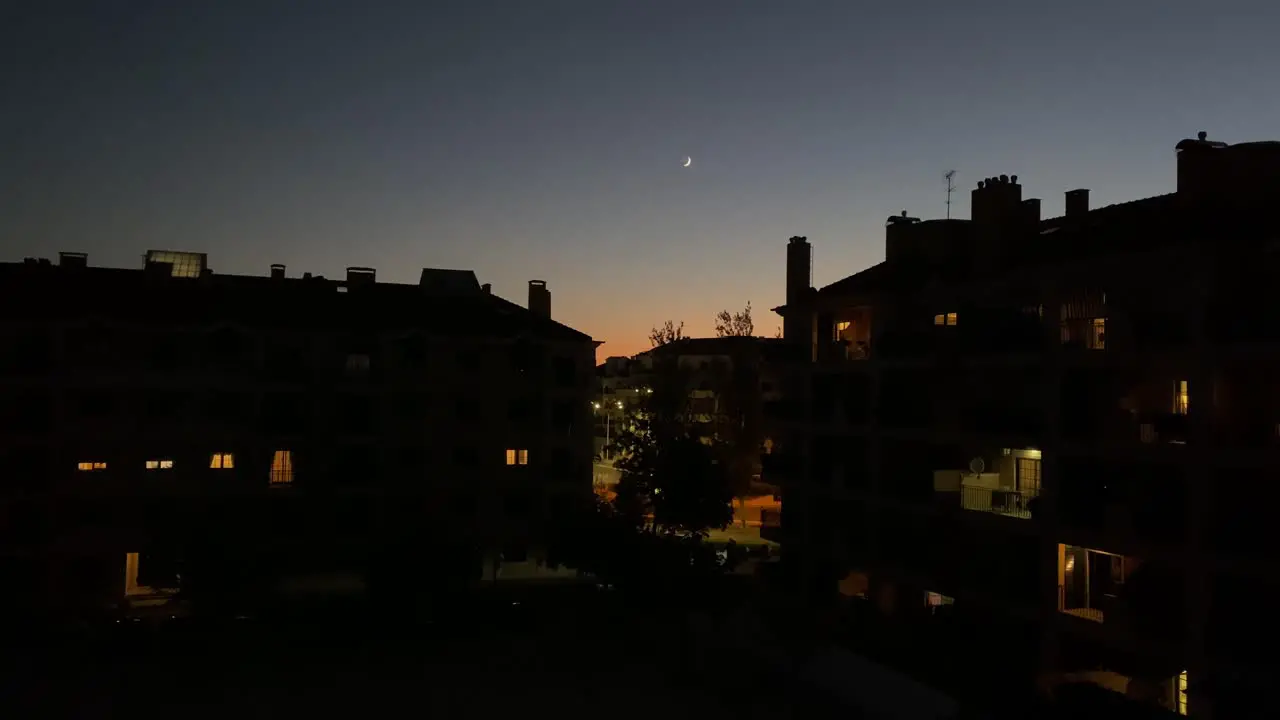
[270,263,286,279]
[528,280,551,318]
[58,252,88,268]
[346,266,375,286]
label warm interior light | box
[270,450,293,484]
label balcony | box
[932,448,1042,520]
[1059,584,1106,623]
[959,484,1037,519]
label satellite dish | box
[969,457,985,474]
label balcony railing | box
[958,484,1038,519]
[1058,584,1105,623]
[817,340,870,363]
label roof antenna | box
[944,170,957,219]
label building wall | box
[0,263,597,617]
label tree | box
[609,354,734,537]
[705,353,768,516]
[649,320,686,348]
[714,302,754,337]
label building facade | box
[772,134,1280,718]
[0,252,598,622]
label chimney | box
[785,236,811,306]
[1065,189,1090,217]
[528,280,551,318]
[346,266,375,288]
[1022,198,1041,225]
[58,252,88,268]
[270,263,286,279]
[783,236,814,343]
[971,174,1023,226]
[481,283,492,294]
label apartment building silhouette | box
[771,133,1280,718]
[0,251,598,622]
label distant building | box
[0,253,599,621]
[594,336,798,527]
[770,133,1280,717]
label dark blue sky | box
[3,1,1278,355]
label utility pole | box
[944,170,957,219]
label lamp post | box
[593,400,625,460]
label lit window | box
[833,321,851,341]
[1174,380,1189,415]
[77,461,107,471]
[1178,670,1188,715]
[269,450,293,485]
[506,449,529,466]
[933,312,958,326]
[1089,318,1106,350]
[210,452,235,469]
[145,250,205,278]
[506,449,517,466]
[145,459,174,470]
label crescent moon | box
[683,156,692,167]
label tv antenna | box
[944,170,957,219]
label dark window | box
[264,341,308,382]
[508,396,533,423]
[451,492,477,517]
[456,348,481,371]
[552,357,576,387]
[3,392,52,434]
[1,329,54,375]
[142,391,186,423]
[504,494,532,518]
[342,395,376,434]
[205,392,252,424]
[264,393,306,433]
[149,334,193,372]
[453,446,479,466]
[345,353,371,377]
[511,341,544,375]
[551,401,572,429]
[334,446,376,487]
[395,446,427,479]
[551,448,571,475]
[454,397,479,422]
[396,392,429,422]
[502,545,529,563]
[72,391,116,420]
[397,333,427,366]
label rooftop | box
[0,253,595,344]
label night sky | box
[3,1,1278,358]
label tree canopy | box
[714,302,754,337]
[648,320,686,348]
